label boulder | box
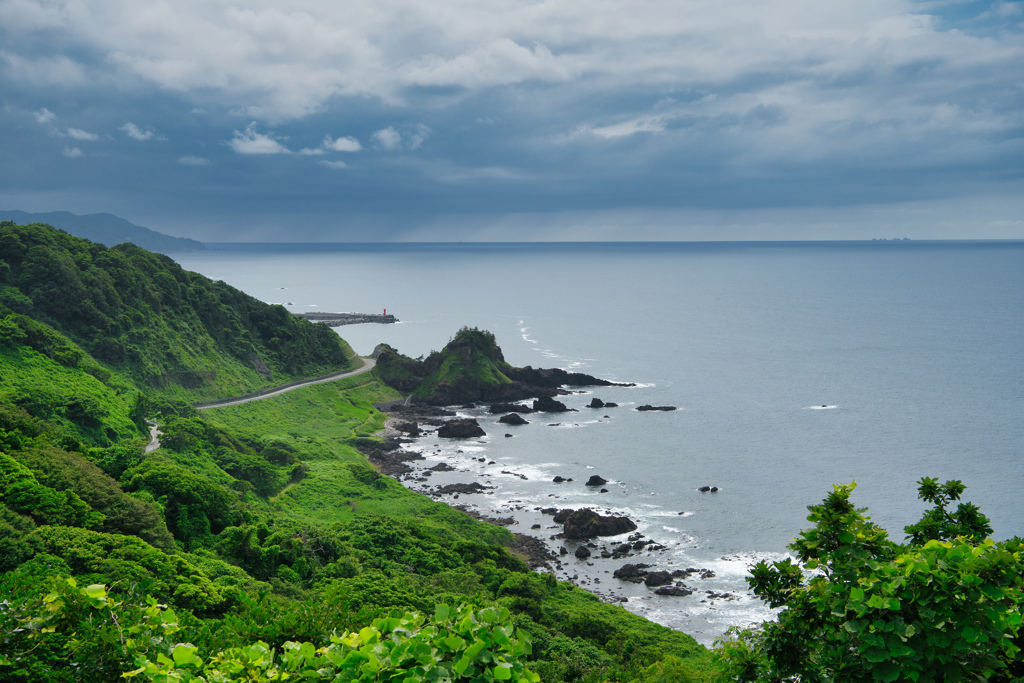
[395,421,421,435]
[489,403,535,414]
[533,396,572,413]
[613,563,651,583]
[637,405,677,411]
[498,412,529,425]
[585,475,608,487]
[574,545,591,559]
[654,586,694,597]
[434,482,493,495]
[437,419,486,438]
[552,509,576,524]
[588,398,605,408]
[604,402,619,407]
[552,476,566,483]
[562,508,638,539]
[644,571,674,587]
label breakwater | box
[294,311,398,326]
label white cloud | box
[298,147,326,155]
[323,135,362,152]
[372,126,401,150]
[994,1,1023,18]
[579,117,667,140]
[227,122,291,154]
[34,108,55,124]
[178,155,210,166]
[319,160,349,169]
[408,124,430,150]
[62,146,83,158]
[121,122,155,140]
[66,127,99,141]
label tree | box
[720,479,1023,682]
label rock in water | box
[552,509,576,523]
[533,395,571,413]
[585,475,609,487]
[498,412,529,425]
[588,397,605,408]
[562,508,638,539]
[437,419,486,438]
[637,405,677,411]
[613,564,651,583]
[643,571,674,587]
[574,545,591,559]
[654,586,694,596]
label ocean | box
[177,241,1024,644]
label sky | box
[1,0,1022,241]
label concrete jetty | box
[294,311,398,326]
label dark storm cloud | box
[0,0,1021,240]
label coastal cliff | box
[373,326,631,405]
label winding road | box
[195,357,377,410]
[143,358,378,452]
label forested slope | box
[0,221,355,399]
[0,224,723,683]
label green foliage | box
[122,456,239,549]
[0,451,103,529]
[903,476,993,545]
[0,222,355,398]
[374,326,514,403]
[722,480,1024,682]
[125,601,539,683]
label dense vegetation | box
[0,221,355,399]
[0,224,721,682]
[4,223,1020,682]
[373,327,514,403]
[719,480,1024,681]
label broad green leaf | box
[82,584,106,600]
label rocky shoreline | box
[363,396,746,624]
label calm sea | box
[177,241,1024,642]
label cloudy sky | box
[1,0,1022,241]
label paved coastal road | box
[195,357,377,410]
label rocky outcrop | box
[562,508,638,539]
[434,482,493,495]
[612,563,652,583]
[552,509,576,524]
[585,475,608,487]
[498,413,529,425]
[654,586,694,596]
[505,365,635,390]
[574,545,591,559]
[588,398,605,408]
[437,419,486,438]
[643,571,673,587]
[637,405,677,411]
[489,403,535,414]
[533,396,573,413]
[374,329,633,406]
[394,421,421,436]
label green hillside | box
[0,224,724,683]
[0,221,355,399]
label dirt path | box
[195,357,376,410]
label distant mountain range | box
[0,210,205,253]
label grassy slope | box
[0,222,355,400]
[0,228,724,681]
